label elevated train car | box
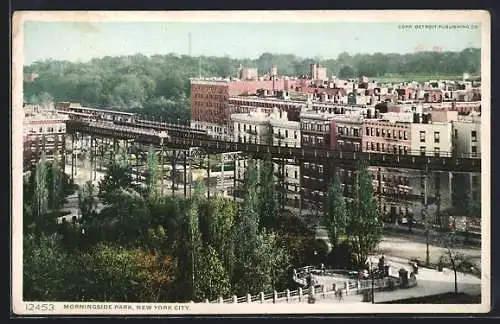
[57,111,95,122]
[57,106,137,123]
[115,118,211,141]
[57,105,210,141]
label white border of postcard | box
[11,10,491,315]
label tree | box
[199,197,237,279]
[23,233,70,301]
[233,159,261,294]
[74,244,145,302]
[98,188,151,246]
[194,245,232,301]
[78,180,98,225]
[439,231,475,295]
[325,170,350,248]
[339,65,357,79]
[97,162,134,204]
[258,154,279,230]
[146,225,168,252]
[251,229,290,294]
[24,50,480,111]
[32,159,49,233]
[349,163,383,266]
[132,249,177,302]
[275,211,315,268]
[47,155,65,213]
[187,183,203,301]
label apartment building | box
[299,111,338,212]
[451,114,482,213]
[310,63,327,82]
[190,77,299,136]
[452,114,481,158]
[361,111,453,224]
[23,104,69,170]
[228,96,303,122]
[332,112,364,152]
[410,118,453,157]
[362,116,411,156]
[231,108,301,206]
[270,111,301,207]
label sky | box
[23,21,482,65]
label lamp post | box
[369,258,375,304]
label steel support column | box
[171,150,177,197]
[434,172,441,229]
[207,154,211,200]
[71,133,75,182]
[183,151,188,198]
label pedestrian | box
[337,289,344,302]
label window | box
[371,142,374,151]
[420,131,426,142]
[454,129,458,138]
[376,143,380,151]
[354,142,360,151]
[420,146,426,156]
[376,128,380,137]
[471,130,477,142]
[285,130,288,138]
[382,129,386,136]
[398,130,402,140]
[382,143,385,151]
[370,128,374,136]
[434,132,440,143]
[243,124,247,131]
[238,123,241,131]
[404,131,408,140]
[434,147,440,157]
[366,127,370,136]
[471,146,478,156]
[294,170,298,179]
[294,131,297,139]
[366,142,370,151]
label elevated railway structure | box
[36,106,482,225]
[65,119,480,173]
